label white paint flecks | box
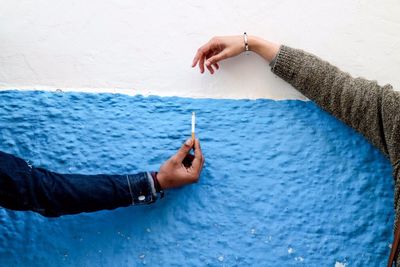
[0,0,399,99]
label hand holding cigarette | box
[156,112,204,189]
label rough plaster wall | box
[0,0,399,99]
[0,91,394,266]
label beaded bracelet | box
[243,32,249,52]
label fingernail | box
[185,138,192,145]
[205,60,210,66]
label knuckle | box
[170,157,179,165]
[211,36,220,43]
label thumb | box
[174,138,193,162]
[206,52,227,66]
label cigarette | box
[191,112,196,140]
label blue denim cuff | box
[125,172,158,205]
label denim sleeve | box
[0,150,159,217]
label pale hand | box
[192,35,281,74]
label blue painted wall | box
[0,91,394,266]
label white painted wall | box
[0,0,399,99]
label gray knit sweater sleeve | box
[271,46,400,169]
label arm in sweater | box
[271,46,400,169]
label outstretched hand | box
[192,35,281,74]
[157,138,204,189]
[192,36,245,74]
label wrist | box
[151,171,163,192]
[247,35,262,53]
[247,35,280,62]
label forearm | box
[270,45,400,161]
[248,35,280,62]
[0,151,159,217]
[247,37,399,164]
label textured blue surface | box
[0,90,394,266]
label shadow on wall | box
[0,90,394,266]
